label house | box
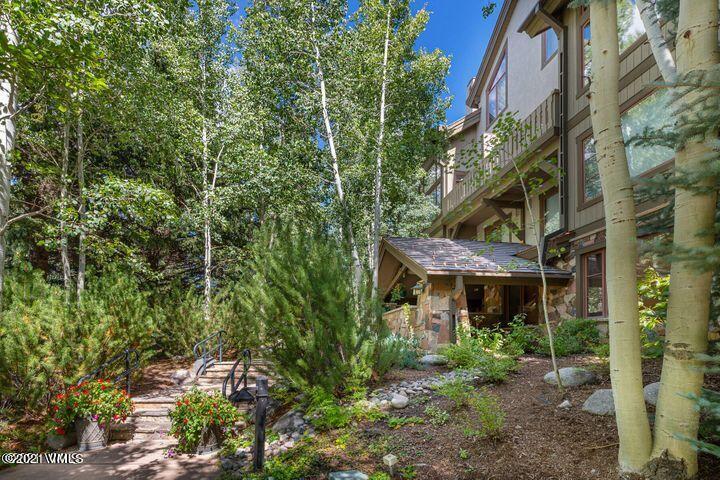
[380,0,673,351]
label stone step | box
[132,408,170,418]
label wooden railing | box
[442,90,559,216]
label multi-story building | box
[379,0,673,351]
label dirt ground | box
[312,355,720,480]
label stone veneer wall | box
[545,255,577,324]
[383,305,419,339]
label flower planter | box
[75,417,110,451]
[196,424,224,455]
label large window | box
[583,250,606,318]
[487,52,507,125]
[580,1,645,89]
[542,29,558,66]
[582,91,674,202]
[542,188,561,235]
[582,137,601,202]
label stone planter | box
[196,424,224,455]
[75,417,111,452]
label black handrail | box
[222,349,252,402]
[192,330,226,376]
[77,348,140,395]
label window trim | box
[486,45,508,127]
[541,28,558,69]
[581,248,607,319]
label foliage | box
[537,318,600,357]
[458,448,470,460]
[305,387,351,431]
[168,388,242,454]
[151,284,208,357]
[243,438,326,480]
[383,334,422,370]
[638,268,670,358]
[505,314,543,355]
[434,379,476,409]
[438,325,518,381]
[469,389,505,439]
[387,416,424,429]
[423,405,449,425]
[681,354,720,459]
[48,379,133,434]
[369,473,392,480]
[233,224,389,395]
[0,264,155,413]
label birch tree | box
[586,2,652,472]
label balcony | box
[441,90,560,216]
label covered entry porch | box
[379,237,572,351]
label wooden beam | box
[482,199,524,242]
[383,265,408,297]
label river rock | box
[543,367,597,387]
[171,369,192,386]
[390,394,409,409]
[582,389,615,416]
[419,354,448,366]
[329,472,369,480]
[644,382,660,406]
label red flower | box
[82,389,89,395]
[183,418,188,424]
[55,427,65,435]
[53,405,59,411]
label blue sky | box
[231,1,499,123]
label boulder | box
[419,354,448,366]
[271,409,303,433]
[329,472,369,480]
[644,382,660,406]
[543,367,597,387]
[390,394,409,409]
[171,369,192,386]
[582,389,615,416]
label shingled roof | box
[383,237,571,280]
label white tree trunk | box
[651,1,720,475]
[636,0,677,82]
[371,7,392,297]
[0,14,17,306]
[312,37,363,288]
[76,109,86,300]
[202,115,212,325]
[588,1,652,473]
[60,120,72,298]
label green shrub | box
[434,379,475,409]
[638,268,669,358]
[306,387,351,431]
[468,389,505,439]
[505,314,542,354]
[438,326,518,381]
[232,224,387,395]
[151,285,207,357]
[538,318,600,356]
[0,264,155,413]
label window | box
[580,1,645,89]
[429,183,441,207]
[487,52,507,125]
[542,29,558,66]
[618,0,645,52]
[582,137,601,202]
[583,250,606,317]
[581,20,591,89]
[542,188,561,235]
[622,91,674,176]
[581,91,674,203]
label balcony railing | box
[442,90,560,216]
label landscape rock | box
[582,389,615,416]
[46,430,76,450]
[557,399,572,409]
[390,394,409,409]
[171,369,192,386]
[271,409,303,433]
[328,472,369,480]
[644,382,660,406]
[543,367,597,387]
[419,354,448,366]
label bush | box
[151,285,208,357]
[305,387,351,431]
[468,389,505,439]
[168,388,243,453]
[638,268,669,358]
[438,325,518,381]
[0,264,155,413]
[538,318,600,356]
[505,314,542,355]
[232,224,388,395]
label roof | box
[383,237,571,279]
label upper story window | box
[542,187,561,236]
[579,1,645,90]
[581,91,674,204]
[487,51,507,125]
[542,29,559,67]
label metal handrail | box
[192,330,226,376]
[222,349,252,399]
[77,348,140,395]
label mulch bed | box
[312,355,720,480]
